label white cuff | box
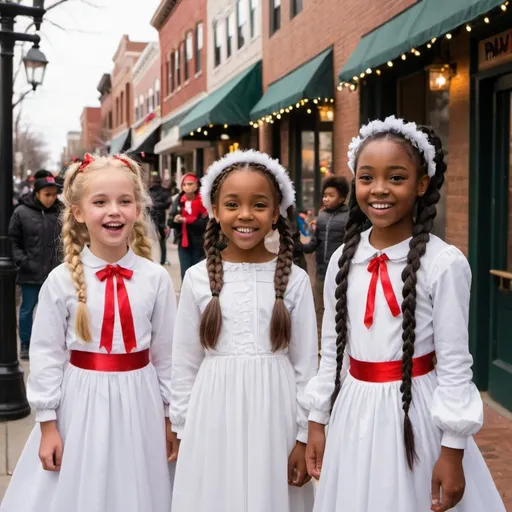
[163,403,169,417]
[172,423,184,439]
[441,432,468,450]
[308,408,330,425]
[296,427,308,444]
[36,409,57,422]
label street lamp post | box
[0,0,47,421]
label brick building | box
[97,73,113,155]
[176,0,262,160]
[110,35,148,155]
[60,131,81,167]
[257,0,512,413]
[131,41,162,178]
[152,0,210,184]
[79,106,101,152]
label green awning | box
[250,47,333,121]
[339,0,505,82]
[109,130,131,155]
[179,61,262,137]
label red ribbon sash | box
[70,349,149,372]
[95,265,137,353]
[349,351,435,383]
[364,254,401,329]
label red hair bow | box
[113,155,131,168]
[78,153,95,171]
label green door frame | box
[469,58,512,392]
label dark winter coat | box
[8,193,64,284]
[302,204,349,280]
[167,193,208,249]
[149,185,172,229]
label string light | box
[224,124,228,128]
[189,132,194,136]
[338,6,508,92]
[196,127,201,132]
[203,130,208,136]
[253,97,335,125]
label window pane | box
[250,0,257,37]
[196,23,203,50]
[214,22,222,66]
[186,33,193,61]
[237,0,245,48]
[301,131,314,212]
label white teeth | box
[371,204,392,210]
[235,227,255,233]
[105,223,123,228]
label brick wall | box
[261,0,415,175]
[80,107,101,149]
[445,32,471,255]
[158,0,207,118]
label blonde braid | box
[62,206,92,342]
[130,215,153,261]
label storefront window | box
[301,131,333,212]
[508,94,512,271]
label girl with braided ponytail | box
[304,117,505,512]
[1,154,177,512]
[170,150,317,512]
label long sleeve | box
[8,209,27,267]
[150,269,177,416]
[27,271,68,422]
[288,273,319,443]
[430,246,483,449]
[301,230,319,254]
[167,195,181,229]
[170,272,204,438]
[305,246,349,425]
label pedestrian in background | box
[300,175,349,347]
[148,172,172,265]
[0,154,177,512]
[170,151,316,512]
[305,117,505,512]
[9,170,64,360]
[168,173,207,280]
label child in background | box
[170,150,317,512]
[168,173,207,280]
[1,154,177,512]
[9,170,64,360]
[301,176,349,346]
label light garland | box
[337,2,510,92]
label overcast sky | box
[14,0,161,170]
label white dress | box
[170,259,318,512]
[1,247,176,512]
[306,229,505,512]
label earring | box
[272,222,277,231]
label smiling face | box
[212,168,280,261]
[355,136,430,240]
[72,167,139,261]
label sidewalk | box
[1,244,512,507]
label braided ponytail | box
[400,127,447,469]
[62,206,92,341]
[330,180,367,408]
[199,218,224,349]
[270,215,293,351]
[131,216,153,261]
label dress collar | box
[352,228,411,264]
[80,245,138,270]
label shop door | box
[488,73,512,410]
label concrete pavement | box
[1,243,512,507]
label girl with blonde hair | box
[1,154,178,512]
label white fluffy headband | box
[347,115,437,178]
[200,149,295,218]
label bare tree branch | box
[12,89,33,109]
[43,18,66,31]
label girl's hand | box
[165,418,180,462]
[287,441,311,487]
[306,421,325,479]
[431,447,466,511]
[39,420,63,472]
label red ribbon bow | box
[95,265,137,353]
[113,155,131,168]
[78,153,95,171]
[364,254,401,329]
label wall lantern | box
[427,60,456,92]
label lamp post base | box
[0,362,30,421]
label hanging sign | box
[479,29,512,71]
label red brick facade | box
[133,43,161,125]
[111,35,148,138]
[153,0,207,119]
[97,73,113,151]
[80,107,101,151]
